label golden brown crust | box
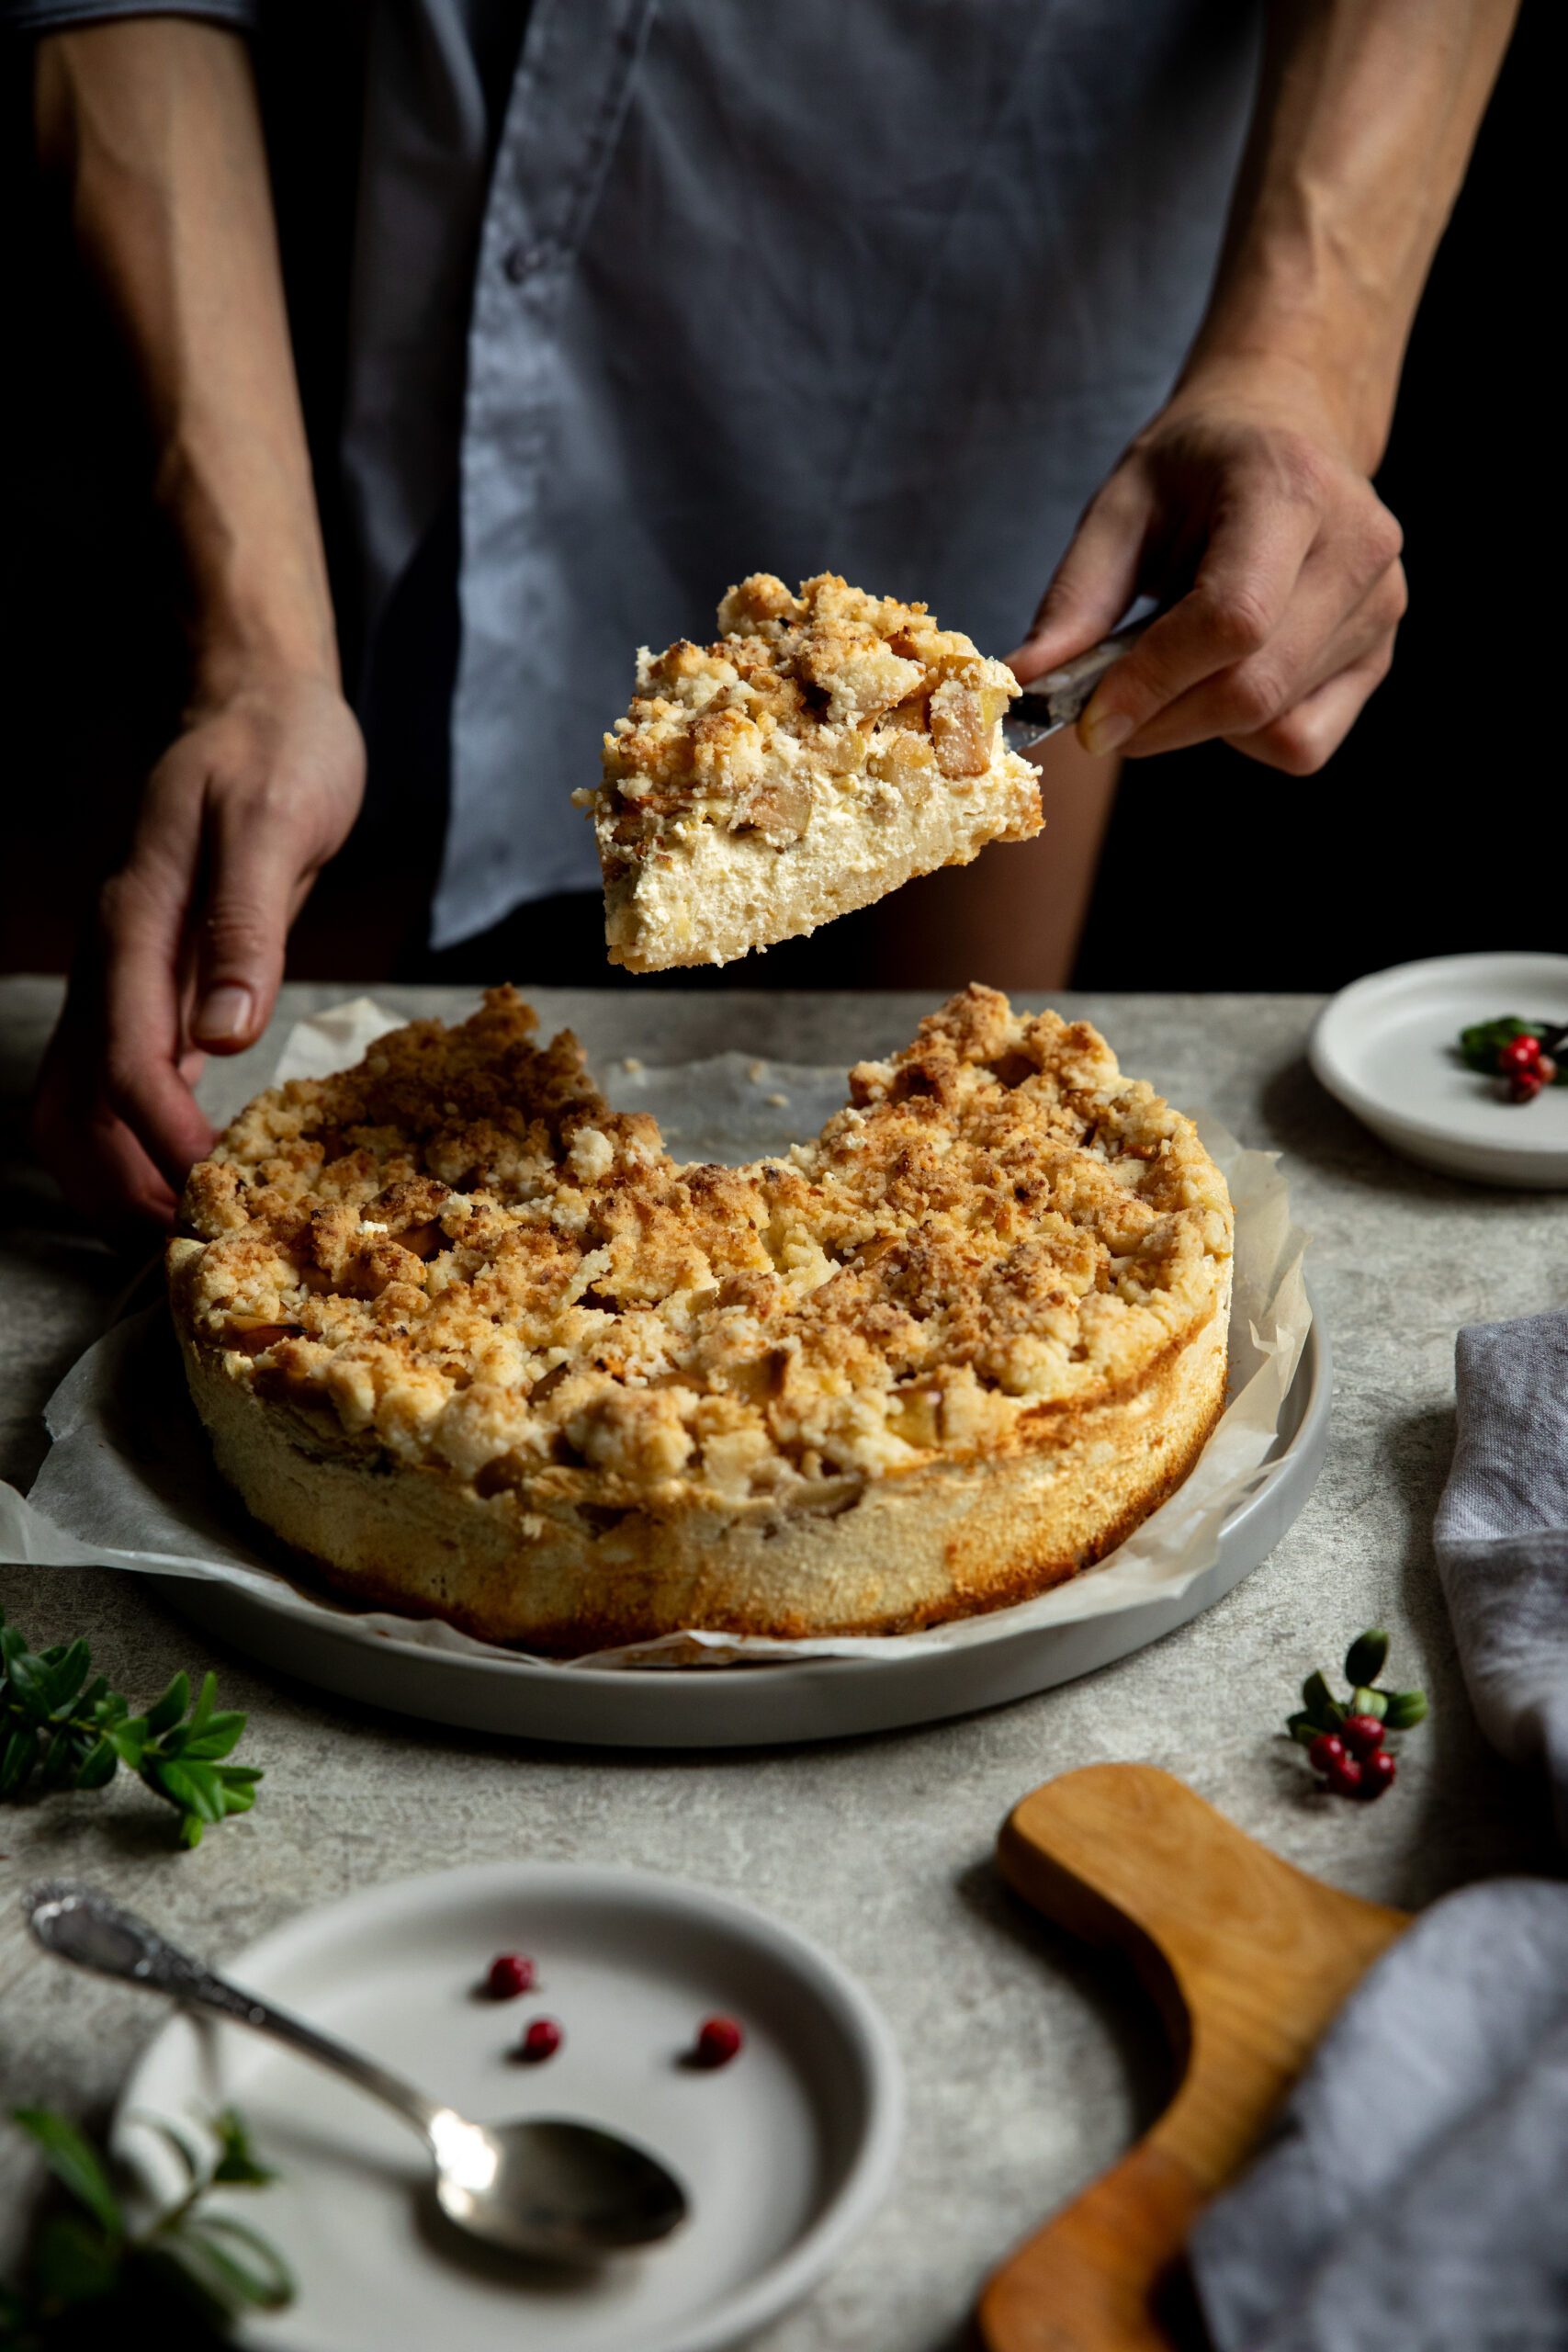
[168,985,1234,1651]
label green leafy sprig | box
[0,2105,291,2346]
[0,1609,259,1849]
[1286,1627,1429,1745]
[1457,1016,1568,1082]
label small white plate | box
[112,1865,902,2352]
[1310,952,1568,1188]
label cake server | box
[1003,615,1155,753]
[26,1883,689,2264]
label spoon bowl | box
[430,2111,687,2258]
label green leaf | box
[209,2109,276,2188]
[163,2217,292,2318]
[3,1650,54,1725]
[1300,1669,1337,1727]
[1344,1629,1390,1687]
[1348,1685,1388,1721]
[106,1719,147,1770]
[215,1767,261,1818]
[1286,1711,1320,1746]
[142,1672,190,1740]
[11,2109,124,2238]
[0,1724,38,1797]
[145,1757,225,1824]
[39,1640,91,1717]
[182,1711,247,1763]
[72,1736,119,1792]
[1383,1688,1429,1730]
[176,2214,294,2310]
[27,2211,121,2311]
[130,2114,205,2187]
[186,1671,218,1738]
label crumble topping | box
[171,987,1232,1511]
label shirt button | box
[503,243,544,284]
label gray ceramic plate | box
[113,1863,902,2352]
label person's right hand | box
[32,668,366,1238]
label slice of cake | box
[575,573,1043,971]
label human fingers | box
[29,1012,183,1236]
[1122,554,1406,760]
[1074,468,1323,754]
[187,782,318,1054]
[1007,469,1156,682]
[97,852,218,1188]
[1223,631,1399,775]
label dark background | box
[2,4,1551,992]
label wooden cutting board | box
[976,1764,1408,2352]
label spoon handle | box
[26,1882,442,2143]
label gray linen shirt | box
[14,0,1262,946]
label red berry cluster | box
[481,1951,743,2069]
[1497,1030,1559,1103]
[1287,1628,1427,1803]
[1307,1716,1397,1801]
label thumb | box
[189,804,299,1054]
[1007,471,1154,683]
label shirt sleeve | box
[2,1,255,30]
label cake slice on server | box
[574,572,1043,972]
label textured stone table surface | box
[1,975,1560,2349]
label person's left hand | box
[1009,358,1407,775]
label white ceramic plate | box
[154,1309,1328,1749]
[1310,951,1568,1187]
[113,1864,902,2352]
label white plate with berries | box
[112,1863,901,2352]
[1311,951,1568,1187]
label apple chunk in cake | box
[575,572,1043,971]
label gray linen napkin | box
[1190,1309,1568,2352]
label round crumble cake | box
[166,986,1234,1652]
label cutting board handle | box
[976,1764,1406,2352]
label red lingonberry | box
[691,2016,744,2068]
[1498,1034,1542,1075]
[1308,1732,1348,1776]
[1358,1750,1398,1800]
[518,2017,562,2062]
[1539,1056,1559,1086]
[486,1952,536,1999]
[1341,1713,1386,1760]
[1508,1071,1544,1103]
[1324,1753,1364,1798]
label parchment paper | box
[0,999,1313,1670]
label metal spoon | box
[25,1883,688,2263]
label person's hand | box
[1009,361,1407,775]
[32,668,365,1238]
